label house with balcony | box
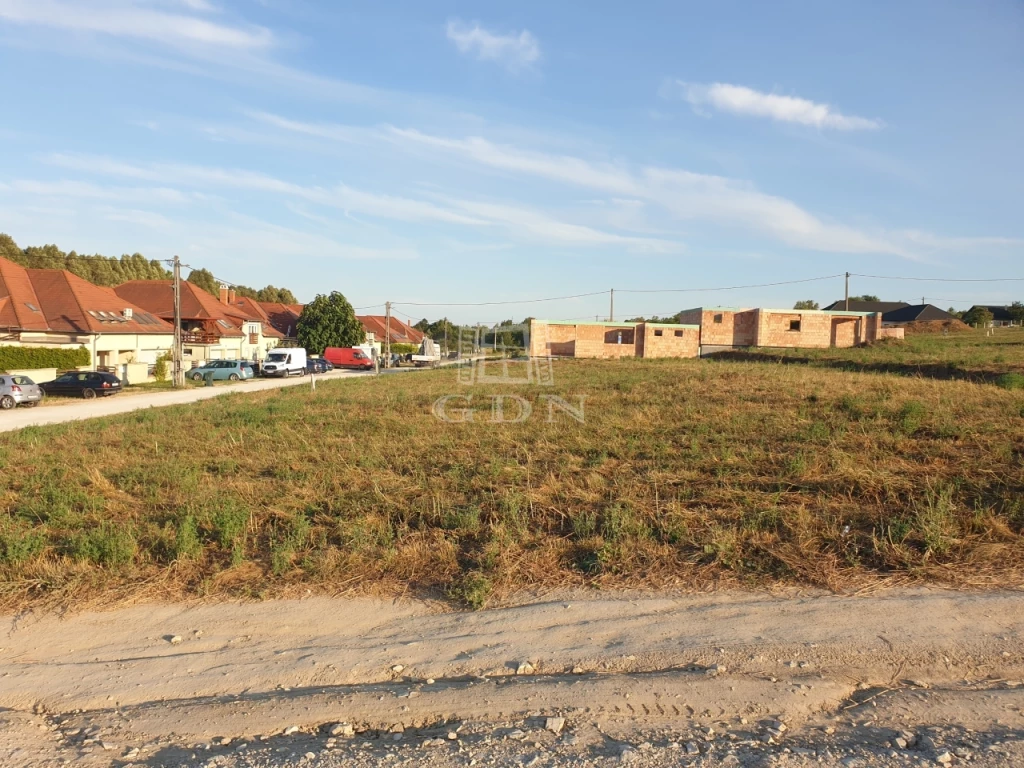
[0,255,174,368]
[113,282,281,365]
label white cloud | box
[103,209,173,229]
[446,19,540,72]
[9,178,191,204]
[385,127,910,256]
[0,0,274,50]
[42,153,669,250]
[668,81,883,131]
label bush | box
[390,343,418,355]
[0,345,90,371]
[154,352,171,382]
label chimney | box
[219,284,229,305]
[228,288,236,304]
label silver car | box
[0,374,44,410]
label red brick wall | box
[696,309,758,346]
[639,324,699,358]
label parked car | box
[0,374,44,409]
[305,357,330,374]
[188,360,255,382]
[323,347,374,370]
[262,347,307,377]
[40,371,121,399]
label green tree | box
[187,268,220,297]
[296,292,365,354]
[849,294,881,302]
[963,306,994,327]
[1009,302,1024,327]
[793,300,819,310]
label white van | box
[262,347,307,377]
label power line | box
[391,289,609,308]
[851,273,1024,283]
[616,274,845,294]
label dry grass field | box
[0,331,1022,610]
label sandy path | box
[2,589,1023,766]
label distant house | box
[822,300,911,314]
[114,282,280,363]
[880,304,956,326]
[967,305,1017,327]
[0,255,174,368]
[356,315,425,346]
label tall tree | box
[296,292,365,354]
[793,300,819,310]
[1009,301,1024,326]
[849,295,881,302]
[187,268,220,297]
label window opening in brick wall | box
[674,330,683,337]
[789,319,801,332]
[654,329,663,336]
[713,314,723,323]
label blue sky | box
[0,0,1021,323]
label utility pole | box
[844,272,850,311]
[609,288,615,322]
[384,301,392,368]
[172,255,184,388]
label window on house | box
[713,314,723,323]
[654,329,663,336]
[789,319,801,332]
[674,330,683,337]
[25,303,39,312]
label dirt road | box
[3,589,1023,766]
[0,369,372,434]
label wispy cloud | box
[665,81,883,131]
[445,19,540,72]
[42,152,670,251]
[385,127,911,256]
[0,0,274,50]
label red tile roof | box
[114,280,244,337]
[258,301,302,337]
[357,315,425,345]
[24,268,173,334]
[229,296,284,338]
[0,257,49,330]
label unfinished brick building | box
[677,307,881,354]
[529,320,700,359]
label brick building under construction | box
[528,307,881,360]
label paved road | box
[0,369,372,434]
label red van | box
[323,347,374,370]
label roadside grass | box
[0,348,1022,610]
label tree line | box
[1,234,171,284]
[185,268,297,305]
[0,233,298,303]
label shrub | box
[0,523,46,566]
[447,571,492,609]
[69,524,137,567]
[0,345,89,372]
[174,515,202,560]
[154,353,171,382]
[390,343,418,355]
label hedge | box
[0,346,90,371]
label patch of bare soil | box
[3,588,1024,766]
